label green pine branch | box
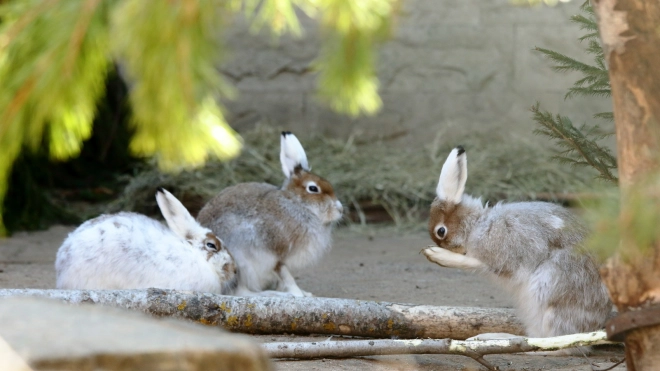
[594,112,614,122]
[532,104,617,183]
[534,47,599,74]
[531,1,616,185]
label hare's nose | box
[335,200,344,213]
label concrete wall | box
[221,0,612,145]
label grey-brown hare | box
[197,132,343,297]
[422,146,611,354]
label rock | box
[0,297,271,371]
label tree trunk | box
[0,288,525,340]
[592,0,660,369]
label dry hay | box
[109,125,598,225]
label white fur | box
[156,188,206,240]
[55,189,236,294]
[280,132,309,177]
[436,147,467,204]
[547,215,564,229]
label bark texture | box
[263,331,615,371]
[0,288,525,340]
[593,0,660,369]
[594,0,660,186]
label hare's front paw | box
[422,246,484,270]
[303,290,314,297]
[422,246,453,267]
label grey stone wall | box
[221,0,612,145]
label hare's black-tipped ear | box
[155,188,203,240]
[436,146,468,204]
[280,132,310,178]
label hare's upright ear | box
[436,146,467,204]
[280,131,310,178]
[156,188,204,241]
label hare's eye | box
[206,242,218,251]
[306,183,320,194]
[436,226,447,239]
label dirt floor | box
[0,224,625,371]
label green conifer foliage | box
[0,0,112,235]
[0,0,399,235]
[531,1,617,183]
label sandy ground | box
[0,224,625,371]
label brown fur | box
[205,233,222,247]
[428,198,471,254]
[202,232,236,275]
[286,171,336,200]
[203,233,224,258]
[270,170,338,258]
[274,261,283,273]
[223,260,237,276]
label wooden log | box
[263,331,617,370]
[0,288,525,340]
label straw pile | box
[109,125,598,225]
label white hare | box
[55,188,236,294]
[197,132,343,297]
[422,146,611,354]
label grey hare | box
[422,146,611,354]
[197,132,343,297]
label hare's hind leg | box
[276,265,312,297]
[230,264,296,297]
[422,247,484,270]
[525,307,593,356]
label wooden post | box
[592,0,660,369]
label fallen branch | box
[0,288,524,339]
[263,331,617,370]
